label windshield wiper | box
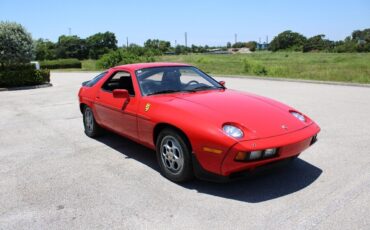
[147,90,181,96]
[191,85,216,91]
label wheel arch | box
[80,103,87,113]
[153,123,192,151]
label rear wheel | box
[83,106,102,137]
[156,129,193,182]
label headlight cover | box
[290,111,306,122]
[223,125,244,138]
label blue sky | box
[1,0,369,46]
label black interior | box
[102,73,135,95]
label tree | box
[86,32,117,59]
[56,35,88,59]
[174,45,191,54]
[303,35,333,52]
[226,42,232,48]
[333,28,370,52]
[269,30,307,51]
[0,21,34,66]
[351,29,370,52]
[144,39,171,53]
[190,44,207,53]
[232,42,246,48]
[351,29,370,42]
[245,41,257,51]
[34,39,57,60]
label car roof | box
[111,62,191,71]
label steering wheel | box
[184,80,199,88]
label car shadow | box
[96,132,322,203]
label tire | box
[83,106,102,137]
[156,128,194,182]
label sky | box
[1,0,370,46]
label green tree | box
[86,31,117,59]
[269,30,307,51]
[303,35,333,52]
[174,45,191,54]
[232,42,246,48]
[34,39,57,60]
[0,21,34,66]
[56,35,88,59]
[144,39,171,53]
[333,29,370,52]
[245,41,257,51]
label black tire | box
[83,106,102,137]
[156,128,194,182]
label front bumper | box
[221,123,320,176]
[193,123,320,181]
[192,154,299,182]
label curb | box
[213,75,370,88]
[0,83,53,91]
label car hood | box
[169,89,310,140]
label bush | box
[0,68,50,87]
[252,64,268,75]
[0,21,34,66]
[243,59,252,73]
[1,63,35,71]
[96,49,155,69]
[39,59,81,69]
[96,50,124,69]
[243,59,268,75]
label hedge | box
[39,58,81,69]
[0,69,50,87]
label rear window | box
[85,72,107,87]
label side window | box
[101,71,135,95]
[85,72,107,87]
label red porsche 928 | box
[78,63,320,182]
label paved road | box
[1,72,369,230]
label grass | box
[81,59,100,71]
[157,52,370,84]
[53,53,370,84]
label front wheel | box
[83,106,102,137]
[156,129,194,182]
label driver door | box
[94,71,139,140]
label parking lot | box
[1,72,369,229]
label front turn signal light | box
[235,152,248,161]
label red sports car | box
[78,63,320,182]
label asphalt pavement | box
[0,72,369,229]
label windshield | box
[136,66,223,96]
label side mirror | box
[113,89,130,102]
[219,81,226,87]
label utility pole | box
[68,27,71,36]
[126,37,129,47]
[234,33,237,43]
[175,40,177,46]
[266,35,268,44]
[185,32,187,47]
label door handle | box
[96,96,100,99]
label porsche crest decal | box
[145,103,151,112]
